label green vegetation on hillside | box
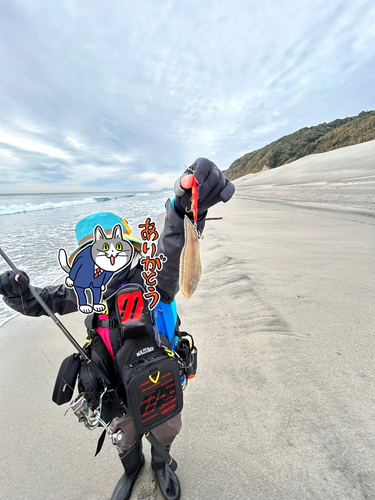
[225,111,375,181]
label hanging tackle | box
[179,174,203,299]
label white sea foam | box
[136,192,150,196]
[0,197,98,216]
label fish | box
[179,215,202,298]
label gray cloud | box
[0,0,374,192]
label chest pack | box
[52,283,187,435]
[112,284,183,432]
[114,333,183,434]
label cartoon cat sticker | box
[58,224,134,314]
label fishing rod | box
[0,247,111,384]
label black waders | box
[111,443,145,500]
[151,447,181,500]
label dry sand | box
[234,140,375,215]
[0,142,374,499]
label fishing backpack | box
[53,284,185,432]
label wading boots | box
[151,446,181,500]
[111,442,145,500]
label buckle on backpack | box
[97,318,118,329]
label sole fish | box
[179,216,202,298]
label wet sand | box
[0,142,374,499]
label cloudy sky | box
[0,0,374,193]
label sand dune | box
[234,140,375,213]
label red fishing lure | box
[191,174,199,225]
[180,172,200,227]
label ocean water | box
[0,190,174,327]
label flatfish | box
[179,216,202,298]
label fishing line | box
[17,279,26,316]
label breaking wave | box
[0,193,141,216]
[0,197,99,216]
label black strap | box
[109,328,122,356]
[85,314,96,339]
[94,429,107,457]
[145,432,177,471]
[97,319,118,329]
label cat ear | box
[94,225,106,241]
[112,224,123,240]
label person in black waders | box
[0,158,235,500]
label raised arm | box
[156,158,235,303]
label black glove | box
[173,158,235,219]
[0,270,30,299]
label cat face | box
[91,224,134,272]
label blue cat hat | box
[68,212,142,265]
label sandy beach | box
[0,142,374,500]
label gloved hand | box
[173,158,235,219]
[0,270,30,299]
